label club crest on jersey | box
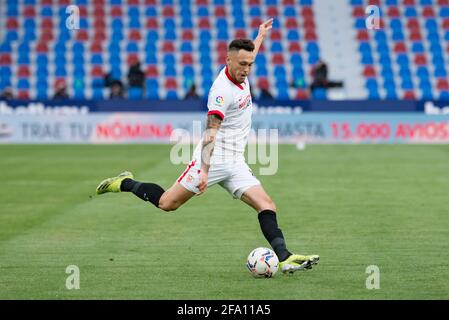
[215,96,224,105]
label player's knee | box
[158,199,180,212]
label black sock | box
[258,210,292,262]
[120,178,165,208]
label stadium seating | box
[351,0,449,100]
[0,0,319,100]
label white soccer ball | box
[246,247,279,278]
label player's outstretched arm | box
[198,113,222,194]
[253,18,273,58]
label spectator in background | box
[53,81,69,100]
[260,87,274,99]
[0,87,13,100]
[110,80,125,99]
[310,59,343,94]
[184,83,200,100]
[127,60,145,89]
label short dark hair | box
[228,39,255,52]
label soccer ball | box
[246,247,279,278]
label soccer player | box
[96,19,319,274]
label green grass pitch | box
[0,144,448,299]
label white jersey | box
[193,67,253,164]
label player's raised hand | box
[258,18,274,38]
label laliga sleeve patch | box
[214,95,224,106]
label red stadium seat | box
[110,6,122,17]
[282,0,294,4]
[217,52,227,64]
[0,54,12,65]
[368,0,380,4]
[145,0,156,4]
[301,7,314,18]
[285,18,298,29]
[214,6,226,17]
[437,79,449,90]
[257,78,269,90]
[41,0,53,4]
[41,18,54,30]
[79,6,87,17]
[249,0,261,5]
[235,29,247,38]
[357,30,369,41]
[251,17,263,29]
[6,18,18,29]
[162,42,175,52]
[216,41,228,53]
[414,54,427,65]
[181,54,194,65]
[40,30,54,42]
[18,66,30,77]
[403,0,415,5]
[165,78,177,89]
[58,0,72,4]
[352,7,365,17]
[146,19,158,29]
[304,20,316,30]
[387,6,400,17]
[403,91,416,99]
[162,6,175,17]
[295,90,309,100]
[35,42,48,53]
[17,91,30,100]
[127,55,139,65]
[94,31,107,41]
[394,42,407,53]
[199,18,210,29]
[422,7,435,17]
[266,6,278,17]
[196,0,208,5]
[75,30,89,41]
[272,54,285,65]
[91,66,104,77]
[409,31,422,41]
[146,65,158,78]
[182,30,194,41]
[442,19,449,29]
[438,0,449,5]
[407,19,420,30]
[23,6,36,17]
[270,30,282,41]
[94,20,106,30]
[305,31,317,41]
[129,30,142,41]
[363,66,376,77]
[288,42,302,52]
[128,0,139,4]
[90,42,103,53]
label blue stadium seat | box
[164,66,177,77]
[271,42,283,53]
[312,88,327,100]
[166,91,178,100]
[128,87,143,99]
